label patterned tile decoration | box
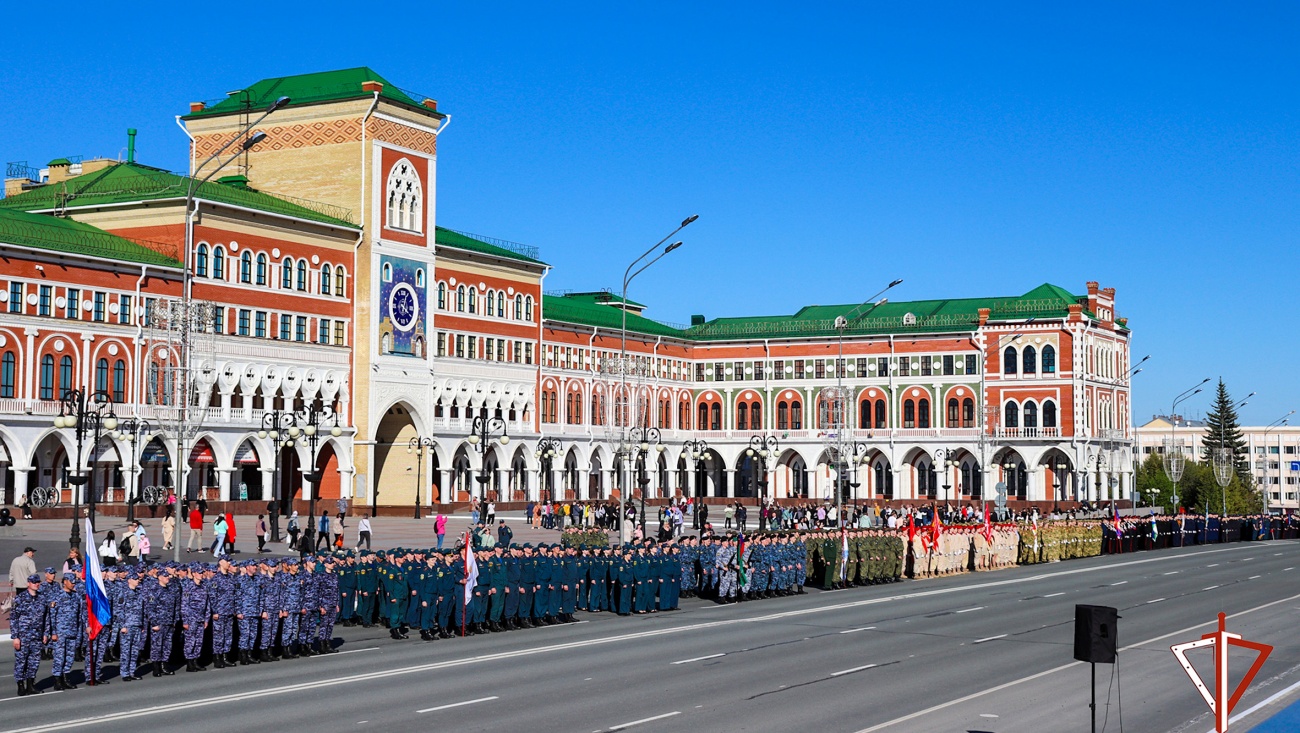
[367,117,438,156]
[190,115,435,161]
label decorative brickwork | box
[192,118,364,159]
[368,117,438,156]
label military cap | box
[43,567,55,574]
[26,573,41,584]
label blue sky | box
[3,2,1297,424]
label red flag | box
[929,512,943,554]
[907,513,916,544]
[982,505,993,544]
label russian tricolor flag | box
[84,518,112,640]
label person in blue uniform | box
[11,573,48,695]
[146,570,179,677]
[615,549,635,616]
[180,564,210,672]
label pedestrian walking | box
[210,514,228,557]
[435,513,447,549]
[255,514,268,552]
[316,511,331,551]
[8,547,36,590]
[186,506,203,553]
[225,511,237,554]
[287,511,301,549]
[357,514,372,550]
[161,507,176,550]
[331,513,345,548]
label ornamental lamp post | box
[629,427,663,535]
[258,408,297,522]
[748,435,779,530]
[683,439,709,530]
[110,417,151,523]
[535,437,563,503]
[407,437,438,519]
[276,404,342,555]
[54,389,117,550]
[467,406,509,503]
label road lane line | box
[973,635,1007,644]
[832,663,878,677]
[609,711,680,730]
[1164,571,1179,575]
[840,626,877,634]
[956,607,984,613]
[2,544,1270,733]
[672,653,725,665]
[855,590,1300,732]
[1204,586,1219,591]
[1286,568,1295,571]
[1111,581,1127,586]
[1148,598,1165,604]
[310,647,377,657]
[417,696,498,713]
[0,691,62,703]
[1043,592,1065,598]
[1208,564,1219,567]
[1249,575,1261,580]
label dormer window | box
[902,312,916,326]
[385,159,423,233]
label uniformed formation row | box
[9,556,340,696]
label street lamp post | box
[407,437,438,519]
[683,439,709,530]
[54,389,118,550]
[1256,412,1294,513]
[628,427,663,535]
[748,435,779,531]
[535,437,562,504]
[289,404,342,555]
[467,406,509,504]
[933,447,958,511]
[110,418,151,524]
[257,409,295,541]
[1161,379,1210,512]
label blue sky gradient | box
[3,2,1296,424]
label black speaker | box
[1074,604,1118,663]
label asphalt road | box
[0,540,1297,733]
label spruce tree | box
[1201,379,1251,485]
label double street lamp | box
[535,437,563,503]
[258,408,297,537]
[627,427,663,535]
[53,389,118,550]
[683,439,710,530]
[257,404,342,554]
[467,406,509,502]
[407,437,438,519]
[747,435,779,530]
[109,417,152,523]
[933,447,959,510]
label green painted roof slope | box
[0,209,181,268]
[434,227,544,265]
[0,162,356,228]
[185,67,443,119]
[553,291,646,309]
[543,294,686,339]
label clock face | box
[389,283,419,332]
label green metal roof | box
[0,162,356,229]
[0,208,181,268]
[550,291,646,309]
[434,227,544,265]
[543,294,687,339]
[184,67,443,119]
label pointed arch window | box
[385,159,424,232]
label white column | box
[217,467,235,501]
[437,469,450,505]
[260,468,275,503]
[725,468,736,498]
[12,467,31,505]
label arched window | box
[1043,400,1057,429]
[296,260,307,291]
[386,160,423,232]
[778,401,789,430]
[515,294,523,320]
[903,400,916,428]
[962,397,975,428]
[335,266,346,297]
[467,288,477,314]
[59,355,73,398]
[437,283,447,309]
[525,296,534,322]
[1003,346,1017,375]
[0,351,15,398]
[113,359,126,402]
[1024,401,1038,429]
[96,358,109,394]
[1022,345,1037,375]
[320,264,333,295]
[918,398,930,429]
[212,246,225,280]
[196,244,209,277]
[255,253,267,285]
[790,400,803,430]
[416,269,426,288]
[281,258,293,289]
[859,400,871,429]
[382,263,393,283]
[710,403,722,430]
[497,292,505,317]
[698,403,709,431]
[1004,401,1019,429]
[1042,345,1056,374]
[874,399,886,429]
[457,286,466,312]
[486,289,495,316]
[679,401,689,430]
[736,402,748,431]
[40,354,54,400]
[750,401,761,430]
[240,251,252,283]
[947,398,959,426]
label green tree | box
[1133,452,1264,515]
[1201,379,1250,485]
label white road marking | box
[973,634,1008,644]
[0,691,62,703]
[840,626,877,634]
[1204,586,1219,591]
[671,653,725,665]
[417,696,498,713]
[1208,564,1219,567]
[832,663,878,677]
[609,711,680,730]
[1286,568,1295,572]
[1163,571,1179,575]
[980,714,999,718]
[956,606,984,613]
[311,647,377,657]
[1274,553,1284,556]
[1148,598,1165,604]
[2,544,1266,733]
[854,590,1300,732]
[1043,592,1065,597]
[1111,581,1127,586]
[1249,575,1262,580]
[1204,677,1300,733]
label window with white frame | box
[385,159,423,232]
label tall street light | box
[1163,378,1210,509]
[629,427,663,534]
[467,406,509,503]
[1256,412,1294,513]
[617,214,697,542]
[54,389,118,550]
[535,437,563,504]
[110,417,151,524]
[258,408,295,542]
[748,435,779,530]
[683,439,709,530]
[408,437,438,519]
